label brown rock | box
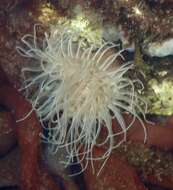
[0,147,20,188]
[83,147,148,190]
[112,114,173,150]
[0,112,16,156]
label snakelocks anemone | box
[17,25,147,173]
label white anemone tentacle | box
[17,25,148,173]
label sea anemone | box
[17,25,147,173]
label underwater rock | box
[42,145,79,190]
[0,147,20,188]
[83,147,147,190]
[146,174,173,190]
[146,79,173,115]
[112,114,173,150]
[144,38,173,57]
[0,112,16,156]
[0,67,63,190]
